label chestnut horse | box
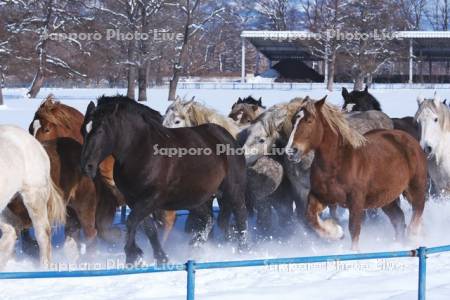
[8,138,98,255]
[286,97,427,250]
[29,95,176,243]
[28,95,121,241]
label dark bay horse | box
[286,97,427,250]
[229,96,266,126]
[28,96,176,243]
[80,96,248,264]
[8,138,98,255]
[342,86,420,140]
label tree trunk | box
[353,73,364,90]
[126,41,137,99]
[127,66,137,99]
[0,68,3,106]
[168,72,180,101]
[28,68,45,98]
[326,51,336,91]
[137,62,148,102]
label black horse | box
[80,96,248,264]
[342,86,420,140]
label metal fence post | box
[186,260,196,300]
[418,247,427,300]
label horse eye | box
[175,120,181,124]
[434,118,438,122]
[258,138,265,144]
[44,127,50,133]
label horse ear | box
[364,85,369,93]
[342,87,349,99]
[315,96,327,110]
[417,95,425,105]
[86,101,96,118]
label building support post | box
[409,38,414,84]
[241,37,246,83]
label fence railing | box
[1,245,449,300]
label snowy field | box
[1,87,450,300]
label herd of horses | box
[0,87,449,268]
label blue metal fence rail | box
[1,245,450,300]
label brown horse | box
[229,96,266,126]
[29,95,176,243]
[286,97,427,250]
[7,138,97,256]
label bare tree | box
[426,0,449,30]
[5,0,91,98]
[302,0,350,91]
[340,0,406,90]
[399,0,426,30]
[167,0,223,101]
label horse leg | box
[124,198,160,264]
[22,189,52,267]
[306,193,344,241]
[94,177,122,242]
[254,196,272,239]
[142,215,168,264]
[223,188,248,251]
[403,189,425,241]
[189,202,214,247]
[0,220,17,269]
[161,210,176,245]
[381,199,406,241]
[348,194,364,251]
[73,179,98,254]
[216,195,232,241]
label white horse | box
[415,95,450,194]
[0,125,66,268]
[163,98,241,138]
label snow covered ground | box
[1,87,450,300]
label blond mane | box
[257,97,307,139]
[35,94,78,129]
[177,100,240,138]
[302,98,367,148]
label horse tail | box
[47,179,66,225]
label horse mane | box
[95,95,166,137]
[176,100,240,137]
[304,98,367,148]
[35,94,82,129]
[415,98,450,131]
[236,96,266,109]
[256,97,305,139]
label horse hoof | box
[125,247,144,265]
[155,254,169,266]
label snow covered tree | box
[92,0,166,101]
[340,0,406,90]
[166,0,223,101]
[302,0,350,91]
[3,0,92,98]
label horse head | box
[342,86,381,112]
[415,95,450,158]
[29,94,84,143]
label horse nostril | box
[292,147,298,154]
